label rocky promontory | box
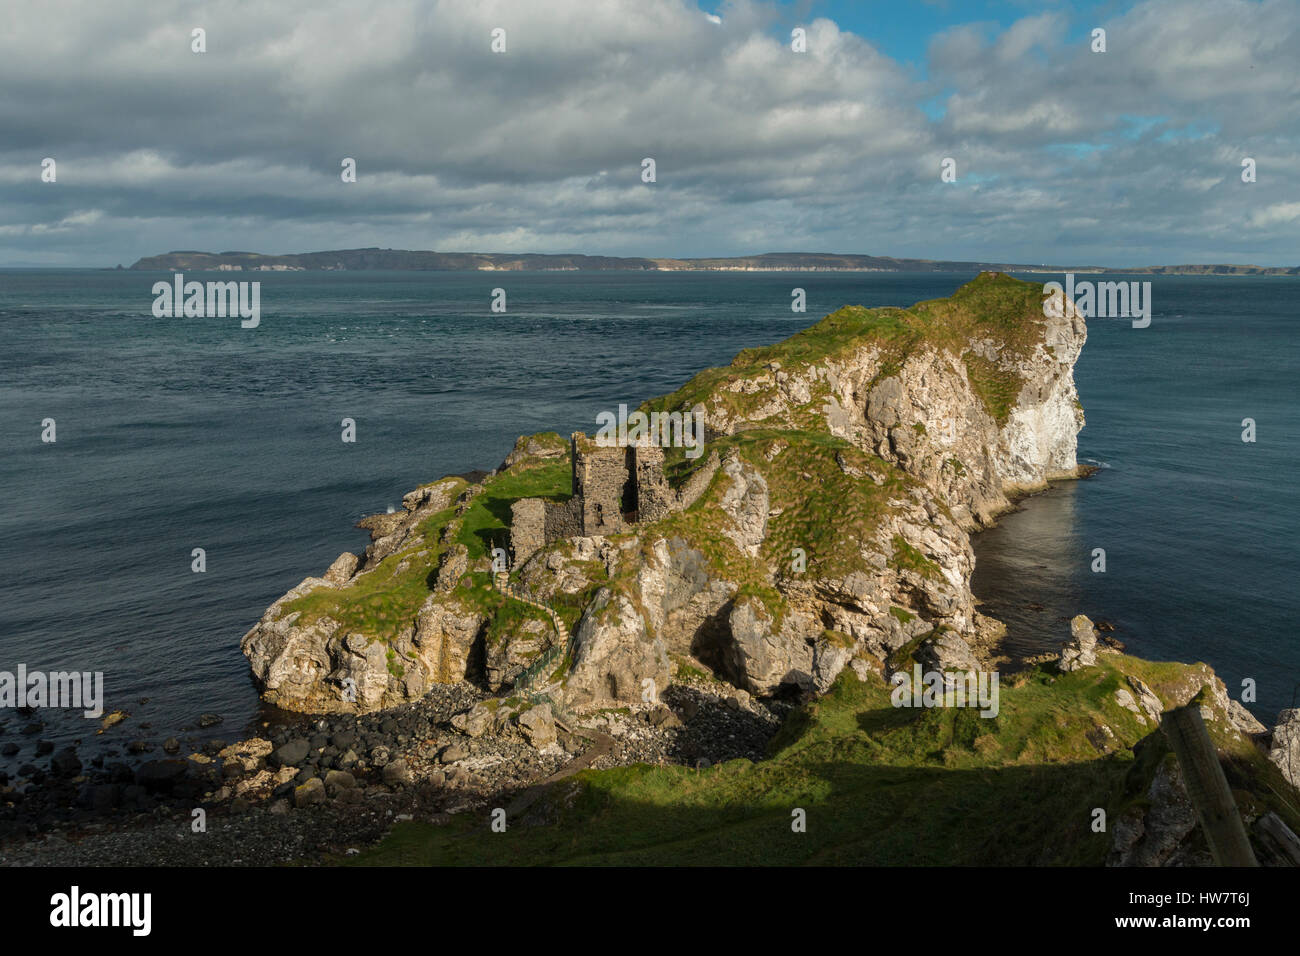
[242,272,1086,717]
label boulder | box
[272,737,310,768]
[450,702,494,738]
[50,747,82,778]
[294,777,326,808]
[518,704,557,749]
[323,551,360,586]
[439,743,470,764]
[324,769,357,793]
[134,760,189,793]
[382,758,412,788]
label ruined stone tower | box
[508,431,689,567]
[571,433,629,535]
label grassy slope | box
[278,457,572,644]
[346,655,1300,866]
[617,428,931,633]
[645,271,1048,427]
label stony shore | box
[0,674,790,866]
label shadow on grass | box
[345,751,1146,867]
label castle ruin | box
[509,432,718,567]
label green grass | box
[484,594,555,649]
[454,458,572,561]
[280,502,461,639]
[343,653,1296,867]
[634,429,925,632]
[963,352,1023,425]
[888,534,943,579]
[279,458,571,647]
[889,605,916,625]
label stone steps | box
[493,572,571,695]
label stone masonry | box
[509,432,719,567]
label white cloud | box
[0,0,1296,266]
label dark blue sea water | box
[1,270,1296,766]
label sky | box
[1,0,1297,267]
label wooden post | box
[1161,704,1258,866]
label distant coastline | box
[125,248,1300,276]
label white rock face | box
[565,589,671,710]
[717,457,769,557]
[693,277,1087,529]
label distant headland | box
[127,248,1300,276]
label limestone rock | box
[323,552,359,586]
[1269,709,1300,790]
[918,632,980,674]
[563,588,671,710]
[1059,615,1098,672]
[1109,757,1202,867]
[434,544,469,593]
[518,704,557,749]
[484,615,551,692]
[1126,676,1163,722]
[450,702,494,738]
[724,596,814,695]
[1228,700,1266,736]
[717,456,769,557]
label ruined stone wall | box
[543,497,582,540]
[675,451,721,511]
[632,442,673,522]
[510,434,698,565]
[509,498,546,566]
[572,432,628,535]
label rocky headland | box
[127,248,1300,275]
[242,271,1088,717]
[4,273,1297,866]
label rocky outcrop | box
[1269,709,1300,790]
[1109,756,1209,867]
[565,589,671,710]
[240,477,489,713]
[241,273,1089,716]
[679,276,1086,529]
[1059,615,1099,672]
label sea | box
[1,269,1296,768]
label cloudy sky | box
[2,0,1297,267]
